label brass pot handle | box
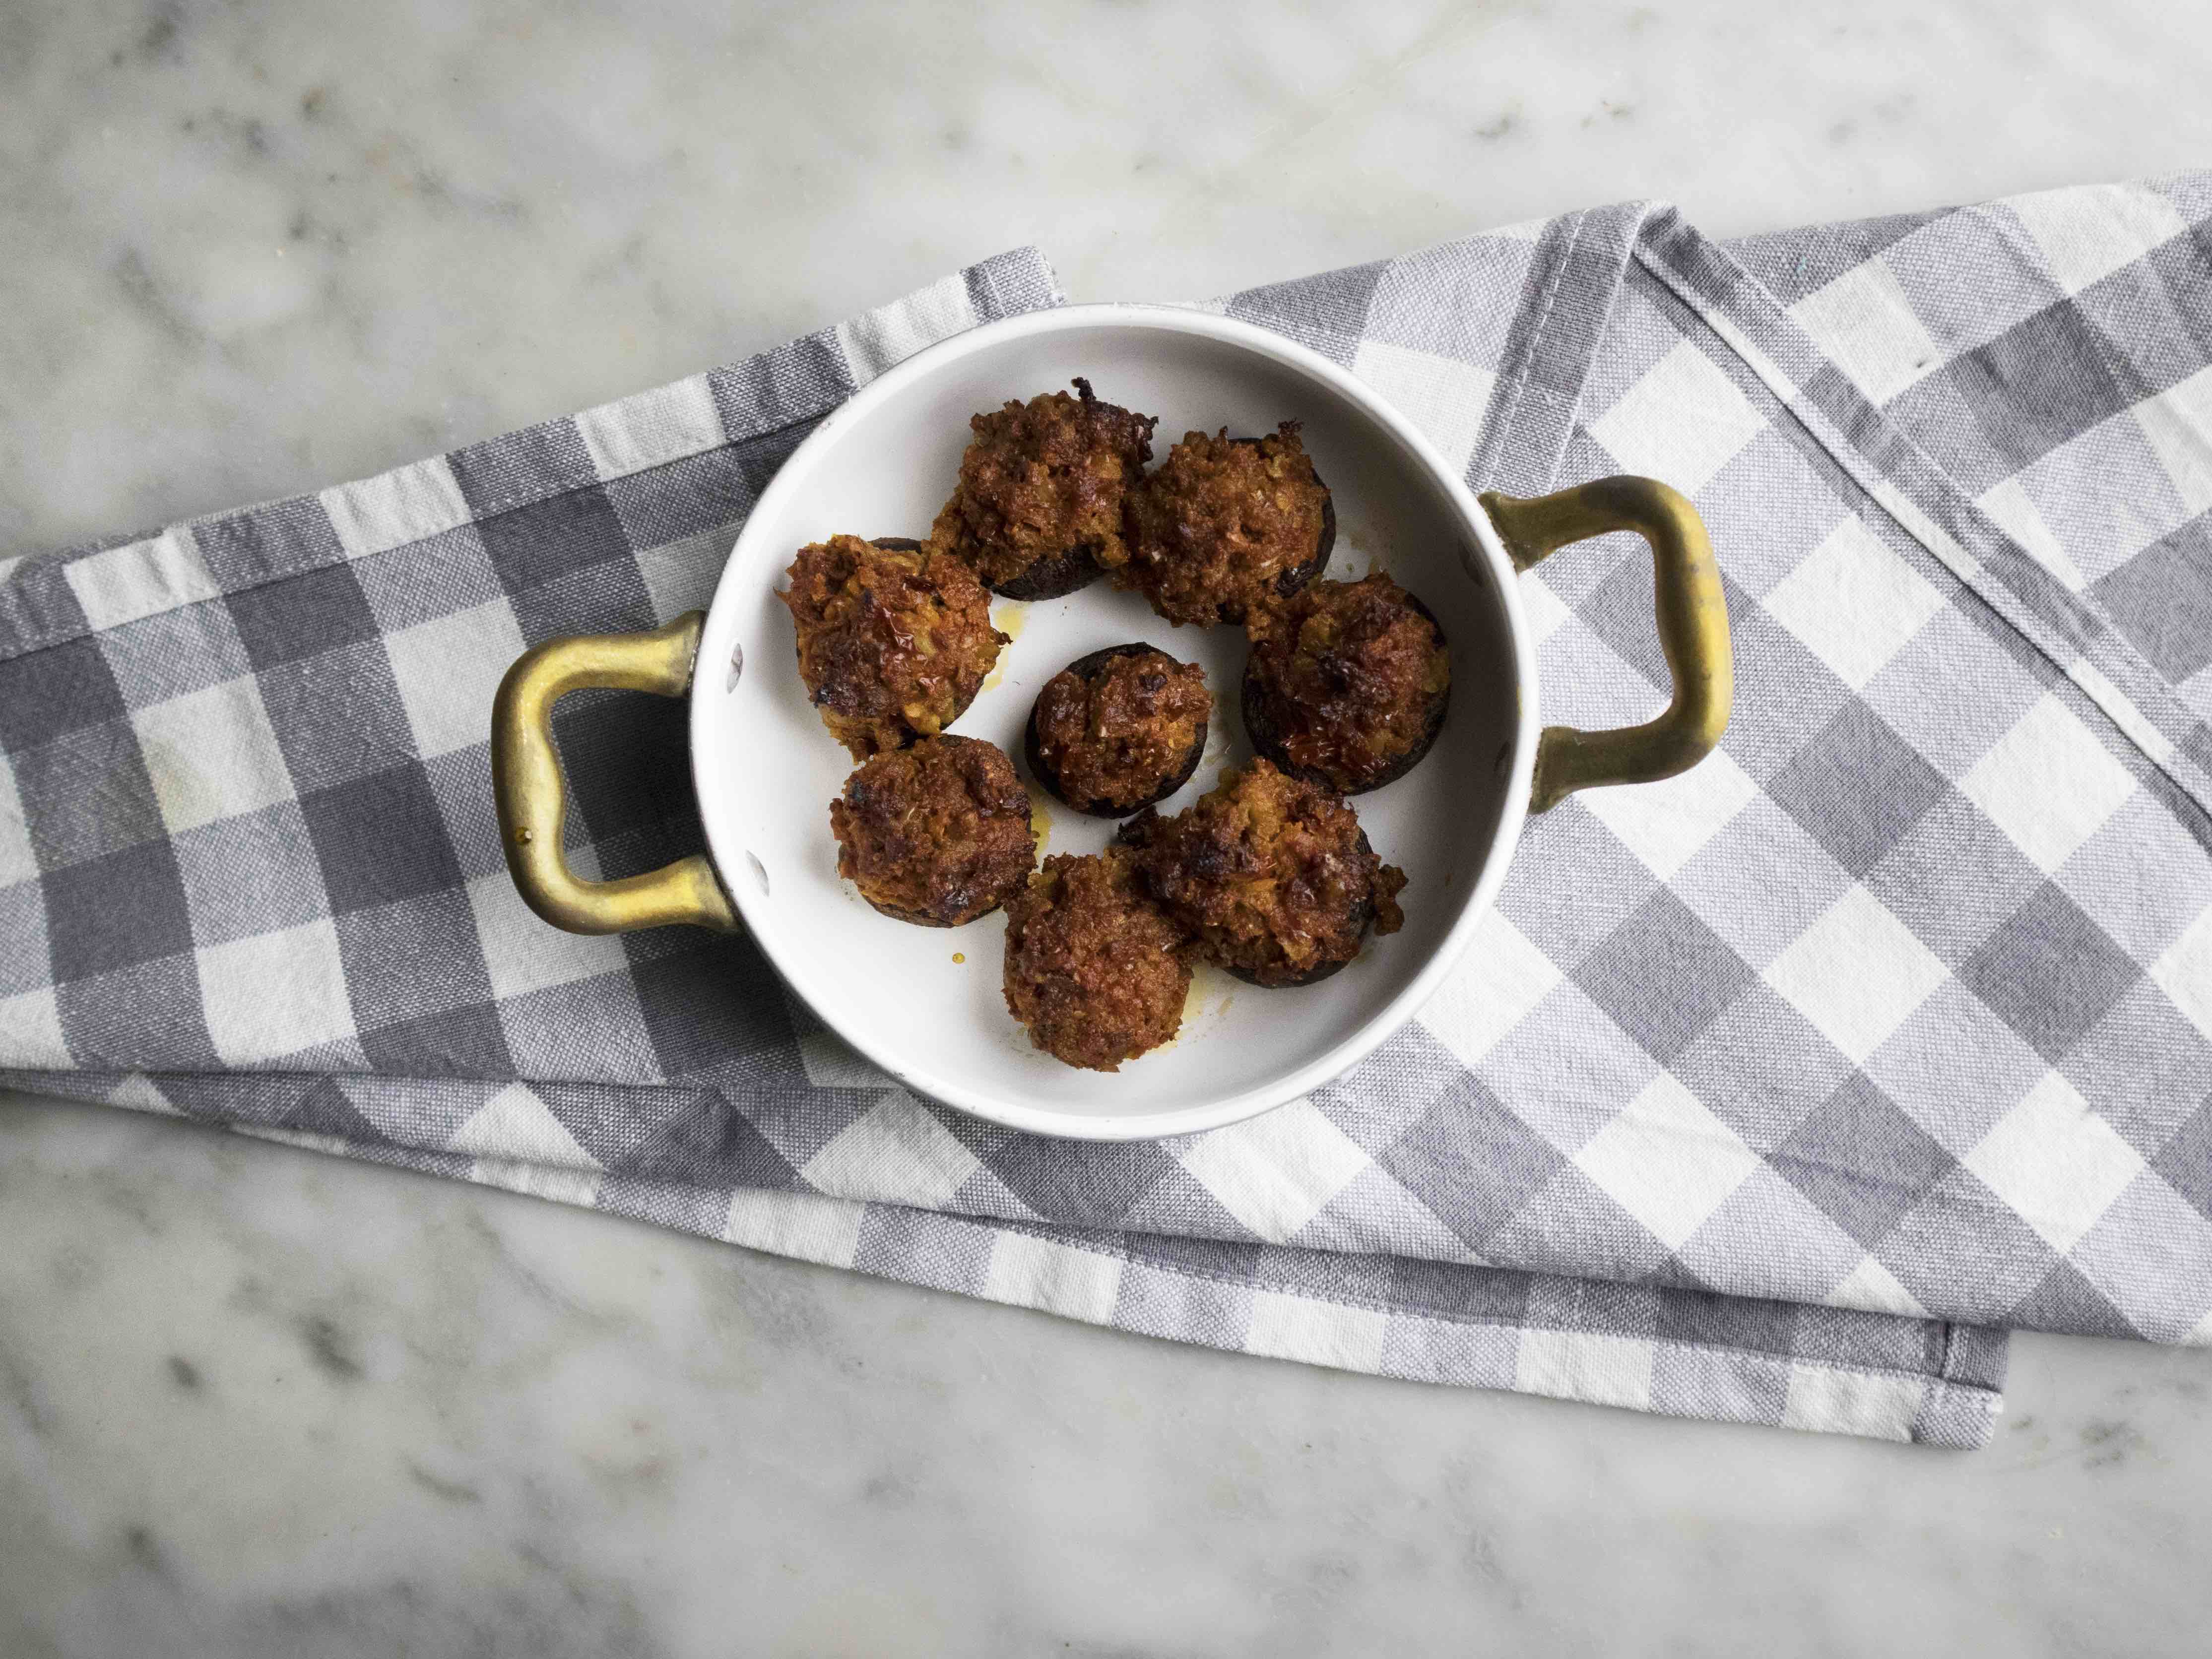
[490,610,739,934]
[1480,476,1733,814]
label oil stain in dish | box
[1169,962,1237,1051]
[982,601,1028,692]
[1028,789,1053,853]
[952,953,965,964]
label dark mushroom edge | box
[1023,642,1212,819]
[1240,584,1450,795]
[986,541,1105,602]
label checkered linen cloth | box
[8,180,2212,1448]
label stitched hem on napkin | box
[24,1080,2005,1447]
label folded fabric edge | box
[261,1116,2014,1449]
[3,1080,2004,1446]
[1469,200,1663,497]
[1631,208,2212,823]
[752,1194,2008,1449]
[0,1057,2013,1343]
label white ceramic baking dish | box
[492,306,1730,1140]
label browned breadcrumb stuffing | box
[1033,648,1212,813]
[829,736,1036,926]
[779,535,1006,759]
[928,380,1157,591]
[1112,423,1329,626]
[1245,574,1449,792]
[1002,848,1194,1071]
[1373,861,1408,935]
[1123,760,1404,986]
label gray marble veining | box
[4,1,2212,1653]
[3,1098,2209,1657]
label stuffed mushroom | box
[1119,759,1404,987]
[829,736,1037,927]
[1242,574,1450,795]
[1109,422,1334,626]
[928,379,1158,600]
[779,535,1006,760]
[1024,643,1212,818]
[1002,847,1194,1071]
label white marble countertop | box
[4,2,2211,1653]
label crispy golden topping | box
[929,381,1157,590]
[779,535,1006,759]
[1113,423,1329,626]
[1246,574,1449,791]
[1033,648,1212,812]
[830,736,1036,926]
[1124,760,1404,986]
[1003,848,1193,1071]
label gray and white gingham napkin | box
[7,179,2212,1448]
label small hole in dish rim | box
[726,643,745,693]
[746,852,769,896]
